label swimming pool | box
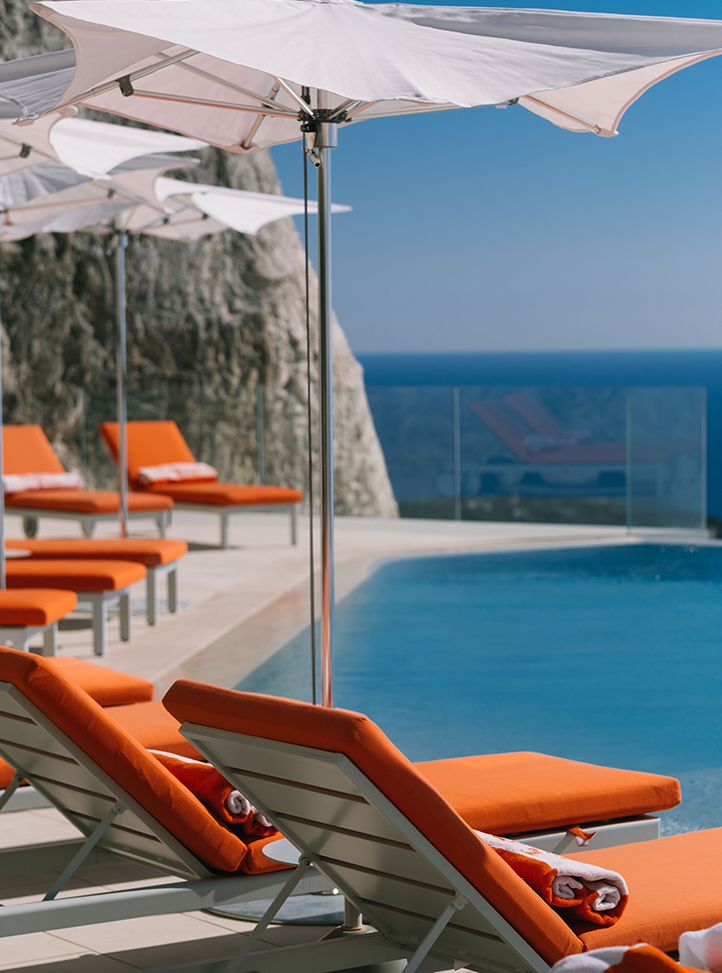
[238,542,722,834]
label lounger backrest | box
[0,648,246,879]
[99,421,195,487]
[164,682,583,971]
[3,425,65,475]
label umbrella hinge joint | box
[117,75,135,97]
[298,108,348,130]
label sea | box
[358,349,722,518]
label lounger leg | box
[291,504,298,546]
[90,594,106,656]
[81,517,96,538]
[147,570,157,626]
[157,512,168,538]
[403,894,468,973]
[40,623,57,657]
[0,774,23,813]
[220,511,229,549]
[119,592,131,642]
[44,803,124,901]
[168,566,178,613]
[222,858,313,973]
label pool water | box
[238,542,722,833]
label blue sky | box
[271,0,722,354]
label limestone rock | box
[0,4,398,517]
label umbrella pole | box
[115,232,129,538]
[316,114,336,709]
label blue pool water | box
[239,543,722,832]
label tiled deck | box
[1,511,634,971]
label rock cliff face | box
[0,2,398,517]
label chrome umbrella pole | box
[315,100,336,709]
[114,231,129,537]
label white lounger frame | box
[78,589,132,655]
[8,506,171,539]
[174,722,562,973]
[172,502,299,549]
[0,681,329,938]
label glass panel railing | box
[627,387,706,530]
[366,385,706,530]
[27,379,707,531]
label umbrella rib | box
[48,48,199,114]
[359,102,459,120]
[340,101,373,119]
[521,94,601,134]
[272,77,314,117]
[174,62,296,115]
[240,80,281,150]
[130,89,297,117]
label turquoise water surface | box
[238,543,722,832]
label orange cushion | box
[0,588,77,626]
[3,425,65,475]
[51,658,154,706]
[5,490,173,513]
[6,538,187,568]
[145,482,303,506]
[565,831,722,952]
[107,701,203,759]
[415,753,680,835]
[6,559,146,592]
[100,421,196,486]
[163,683,582,964]
[0,648,246,872]
[241,833,295,875]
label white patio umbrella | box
[0,149,349,547]
[22,1,722,706]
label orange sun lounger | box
[162,684,722,973]
[6,538,188,626]
[5,558,147,655]
[0,649,329,940]
[0,588,77,655]
[100,420,302,548]
[3,424,173,538]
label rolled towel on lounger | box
[149,750,274,837]
[137,462,218,485]
[476,831,628,926]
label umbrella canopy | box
[0,153,198,239]
[148,178,350,238]
[0,157,349,238]
[22,4,722,145]
[22,0,722,709]
[0,105,204,184]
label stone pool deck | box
[0,512,667,972]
